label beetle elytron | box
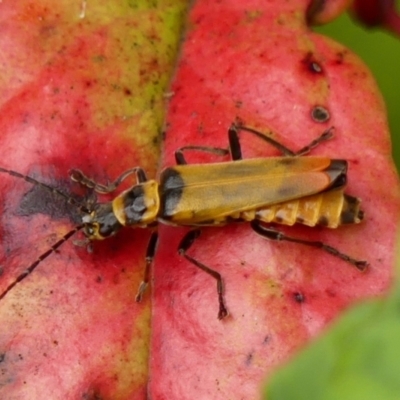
[0,122,367,318]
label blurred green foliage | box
[315,12,400,172]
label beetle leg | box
[229,122,334,157]
[135,231,158,302]
[294,128,334,156]
[229,123,296,157]
[250,220,368,271]
[228,123,245,160]
[70,167,148,194]
[178,229,229,319]
[174,146,229,165]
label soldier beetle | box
[0,122,367,318]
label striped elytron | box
[0,122,367,318]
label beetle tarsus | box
[134,231,158,303]
[218,297,229,320]
[135,281,148,303]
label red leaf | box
[150,1,399,398]
[0,1,185,398]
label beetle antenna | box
[0,167,90,213]
[0,224,85,301]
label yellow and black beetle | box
[0,122,367,318]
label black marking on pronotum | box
[123,185,148,225]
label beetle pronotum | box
[0,122,367,318]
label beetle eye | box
[86,225,94,235]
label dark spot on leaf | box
[335,51,345,65]
[246,352,253,365]
[235,100,243,108]
[311,106,330,123]
[84,79,97,88]
[82,389,103,400]
[302,52,323,74]
[263,335,271,345]
[293,292,305,303]
[152,132,162,147]
[326,289,336,298]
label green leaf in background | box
[315,12,400,172]
[265,237,400,400]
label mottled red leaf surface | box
[150,0,400,399]
[0,1,185,399]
